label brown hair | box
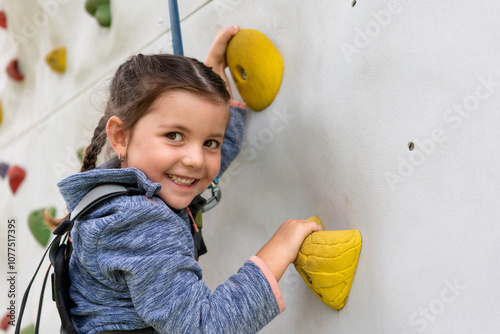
[46,54,231,228]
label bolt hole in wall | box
[408,142,415,151]
[235,64,247,81]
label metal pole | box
[168,0,183,55]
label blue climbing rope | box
[168,0,183,55]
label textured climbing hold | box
[226,29,284,111]
[0,162,8,178]
[7,59,24,81]
[0,11,6,29]
[7,165,26,194]
[45,47,66,73]
[28,207,55,247]
[294,216,362,310]
[85,0,111,27]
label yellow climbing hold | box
[45,47,66,73]
[226,29,284,111]
[294,216,362,310]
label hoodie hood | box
[57,166,162,213]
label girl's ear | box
[106,116,130,156]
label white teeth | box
[169,174,195,186]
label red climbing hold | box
[7,165,26,194]
[7,59,24,81]
[0,11,6,29]
[1,312,10,330]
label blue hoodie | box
[57,103,285,334]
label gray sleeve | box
[97,201,281,333]
[219,103,247,177]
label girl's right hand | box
[256,219,323,282]
[205,25,241,98]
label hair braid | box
[80,115,109,172]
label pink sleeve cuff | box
[229,99,247,109]
[249,255,286,313]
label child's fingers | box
[211,26,241,55]
[304,220,323,233]
[285,219,323,237]
[311,221,323,231]
[215,25,241,45]
[205,26,241,67]
[306,219,324,231]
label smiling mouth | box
[168,174,196,186]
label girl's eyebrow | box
[210,132,225,140]
[159,123,225,140]
[159,123,190,133]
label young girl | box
[51,26,321,334]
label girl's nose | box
[182,144,205,169]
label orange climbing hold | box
[7,59,24,81]
[0,11,6,29]
[8,165,26,194]
[45,47,66,73]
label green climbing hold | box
[28,207,55,247]
[20,323,35,334]
[77,147,85,162]
[195,210,203,229]
[85,0,111,27]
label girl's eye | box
[204,140,219,149]
[166,132,182,141]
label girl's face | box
[121,91,229,209]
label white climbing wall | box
[1,0,500,333]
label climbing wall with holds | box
[0,1,499,333]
